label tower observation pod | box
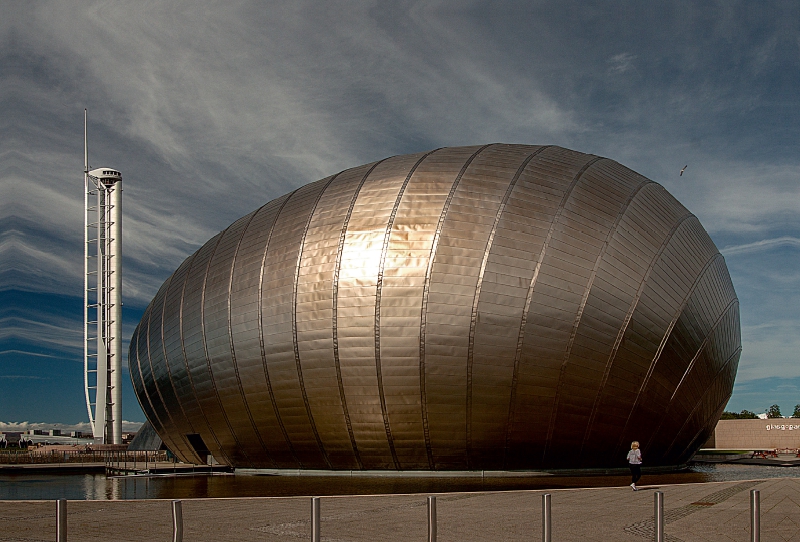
[83,111,123,444]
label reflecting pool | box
[2,463,800,500]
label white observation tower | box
[83,109,123,444]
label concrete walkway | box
[2,477,799,541]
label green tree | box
[767,404,782,418]
[793,404,800,418]
[720,410,758,419]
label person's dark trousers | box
[630,464,641,484]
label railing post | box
[311,497,320,542]
[654,491,664,542]
[427,496,437,542]
[56,499,67,542]
[542,493,551,542]
[750,489,760,542]
[172,499,183,542]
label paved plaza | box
[2,477,799,541]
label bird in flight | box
[679,165,688,176]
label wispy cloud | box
[0,351,61,359]
[0,315,83,353]
[607,52,636,74]
[721,236,800,256]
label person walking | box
[627,441,642,491]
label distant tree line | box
[720,410,759,419]
[720,404,800,420]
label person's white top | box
[627,449,642,465]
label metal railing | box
[23,489,767,541]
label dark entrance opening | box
[186,433,210,464]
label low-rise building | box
[707,418,800,450]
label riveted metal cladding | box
[129,145,740,470]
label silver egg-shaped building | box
[129,144,740,470]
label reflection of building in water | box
[0,432,23,447]
[130,145,741,470]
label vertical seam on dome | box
[256,192,299,466]
[162,266,202,463]
[156,276,195,457]
[332,162,387,469]
[177,252,228,462]
[128,324,138,417]
[136,304,165,434]
[178,247,230,464]
[227,209,276,468]
[149,273,191,457]
[579,209,694,458]
[129,325,145,429]
[669,299,740,403]
[503,154,603,468]
[375,149,441,470]
[541,176,652,463]
[646,298,741,444]
[420,144,494,470]
[132,322,164,439]
[659,339,741,459]
[672,382,736,464]
[612,251,726,457]
[466,145,550,469]
[200,232,252,466]
[682,394,732,461]
[294,174,346,470]
[143,303,171,436]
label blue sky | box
[2,1,799,427]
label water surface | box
[2,463,799,500]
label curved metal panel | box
[160,254,205,464]
[596,221,723,465]
[134,144,741,470]
[576,184,693,462]
[467,146,550,469]
[128,318,161,435]
[130,303,170,445]
[337,153,433,469]
[645,259,740,457]
[201,210,268,467]
[421,145,496,469]
[260,177,334,468]
[386,146,486,469]
[230,194,294,467]
[296,165,375,470]
[164,250,226,463]
[506,149,602,468]
[180,232,236,464]
[145,275,193,459]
